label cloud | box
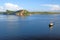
[4,3,23,11]
[0,6,4,11]
[0,3,23,12]
[51,5,60,10]
[41,4,60,11]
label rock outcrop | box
[16,10,29,16]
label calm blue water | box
[0,14,60,40]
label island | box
[0,10,60,16]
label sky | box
[0,0,60,12]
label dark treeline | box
[0,10,16,15]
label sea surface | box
[0,14,60,40]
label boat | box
[49,22,54,27]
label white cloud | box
[0,3,23,12]
[51,5,60,10]
[4,3,23,11]
[41,4,60,11]
[0,6,5,12]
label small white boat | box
[50,23,53,25]
[49,22,54,26]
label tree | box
[6,10,15,15]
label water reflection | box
[7,15,19,21]
[0,15,19,21]
[0,15,7,21]
[49,25,54,31]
